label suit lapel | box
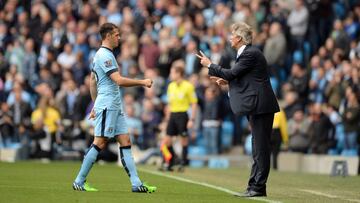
[236,45,251,62]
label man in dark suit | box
[197,22,279,197]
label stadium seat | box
[293,50,303,64]
[208,158,229,169]
[188,146,207,168]
[341,149,358,157]
[327,148,339,155]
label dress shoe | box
[244,190,267,197]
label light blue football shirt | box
[92,47,122,110]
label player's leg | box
[178,112,189,168]
[116,134,142,187]
[115,111,156,193]
[73,137,107,191]
[162,113,178,171]
[116,134,157,193]
[73,108,110,191]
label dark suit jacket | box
[208,45,280,116]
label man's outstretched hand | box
[195,50,212,67]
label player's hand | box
[143,79,153,88]
[89,109,96,120]
[195,50,212,67]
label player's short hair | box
[231,22,252,45]
[99,23,118,40]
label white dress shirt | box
[207,44,247,68]
[236,44,247,59]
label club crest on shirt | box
[104,60,112,68]
[108,127,113,133]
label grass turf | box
[0,161,359,203]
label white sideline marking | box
[139,168,282,203]
[298,189,360,203]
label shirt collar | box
[237,44,247,58]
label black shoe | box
[177,165,185,172]
[243,190,267,197]
[158,164,174,172]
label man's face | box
[109,29,121,49]
[229,32,241,49]
[170,68,180,81]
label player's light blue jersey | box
[92,47,122,110]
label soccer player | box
[72,23,156,193]
[161,63,198,171]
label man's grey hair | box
[231,22,253,45]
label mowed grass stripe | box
[0,161,257,203]
[139,168,282,203]
[298,189,360,203]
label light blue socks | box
[74,144,101,185]
[120,146,142,187]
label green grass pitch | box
[0,161,359,203]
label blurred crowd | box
[0,0,359,161]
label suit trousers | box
[247,113,274,193]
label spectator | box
[72,52,89,86]
[139,33,160,71]
[341,87,359,152]
[283,63,309,107]
[23,38,38,87]
[264,22,287,82]
[31,97,61,159]
[283,90,303,119]
[202,85,221,154]
[287,0,309,53]
[308,103,335,154]
[156,40,172,78]
[57,43,76,69]
[308,67,327,103]
[141,98,162,149]
[325,69,344,110]
[9,85,32,146]
[184,40,201,76]
[56,79,79,120]
[331,19,351,56]
[0,102,14,146]
[287,109,311,153]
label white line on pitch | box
[139,168,282,203]
[298,189,360,203]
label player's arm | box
[189,102,197,122]
[187,85,198,129]
[90,71,98,102]
[109,71,153,88]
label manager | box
[197,22,279,197]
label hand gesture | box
[143,79,153,88]
[195,50,212,67]
[210,76,228,86]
